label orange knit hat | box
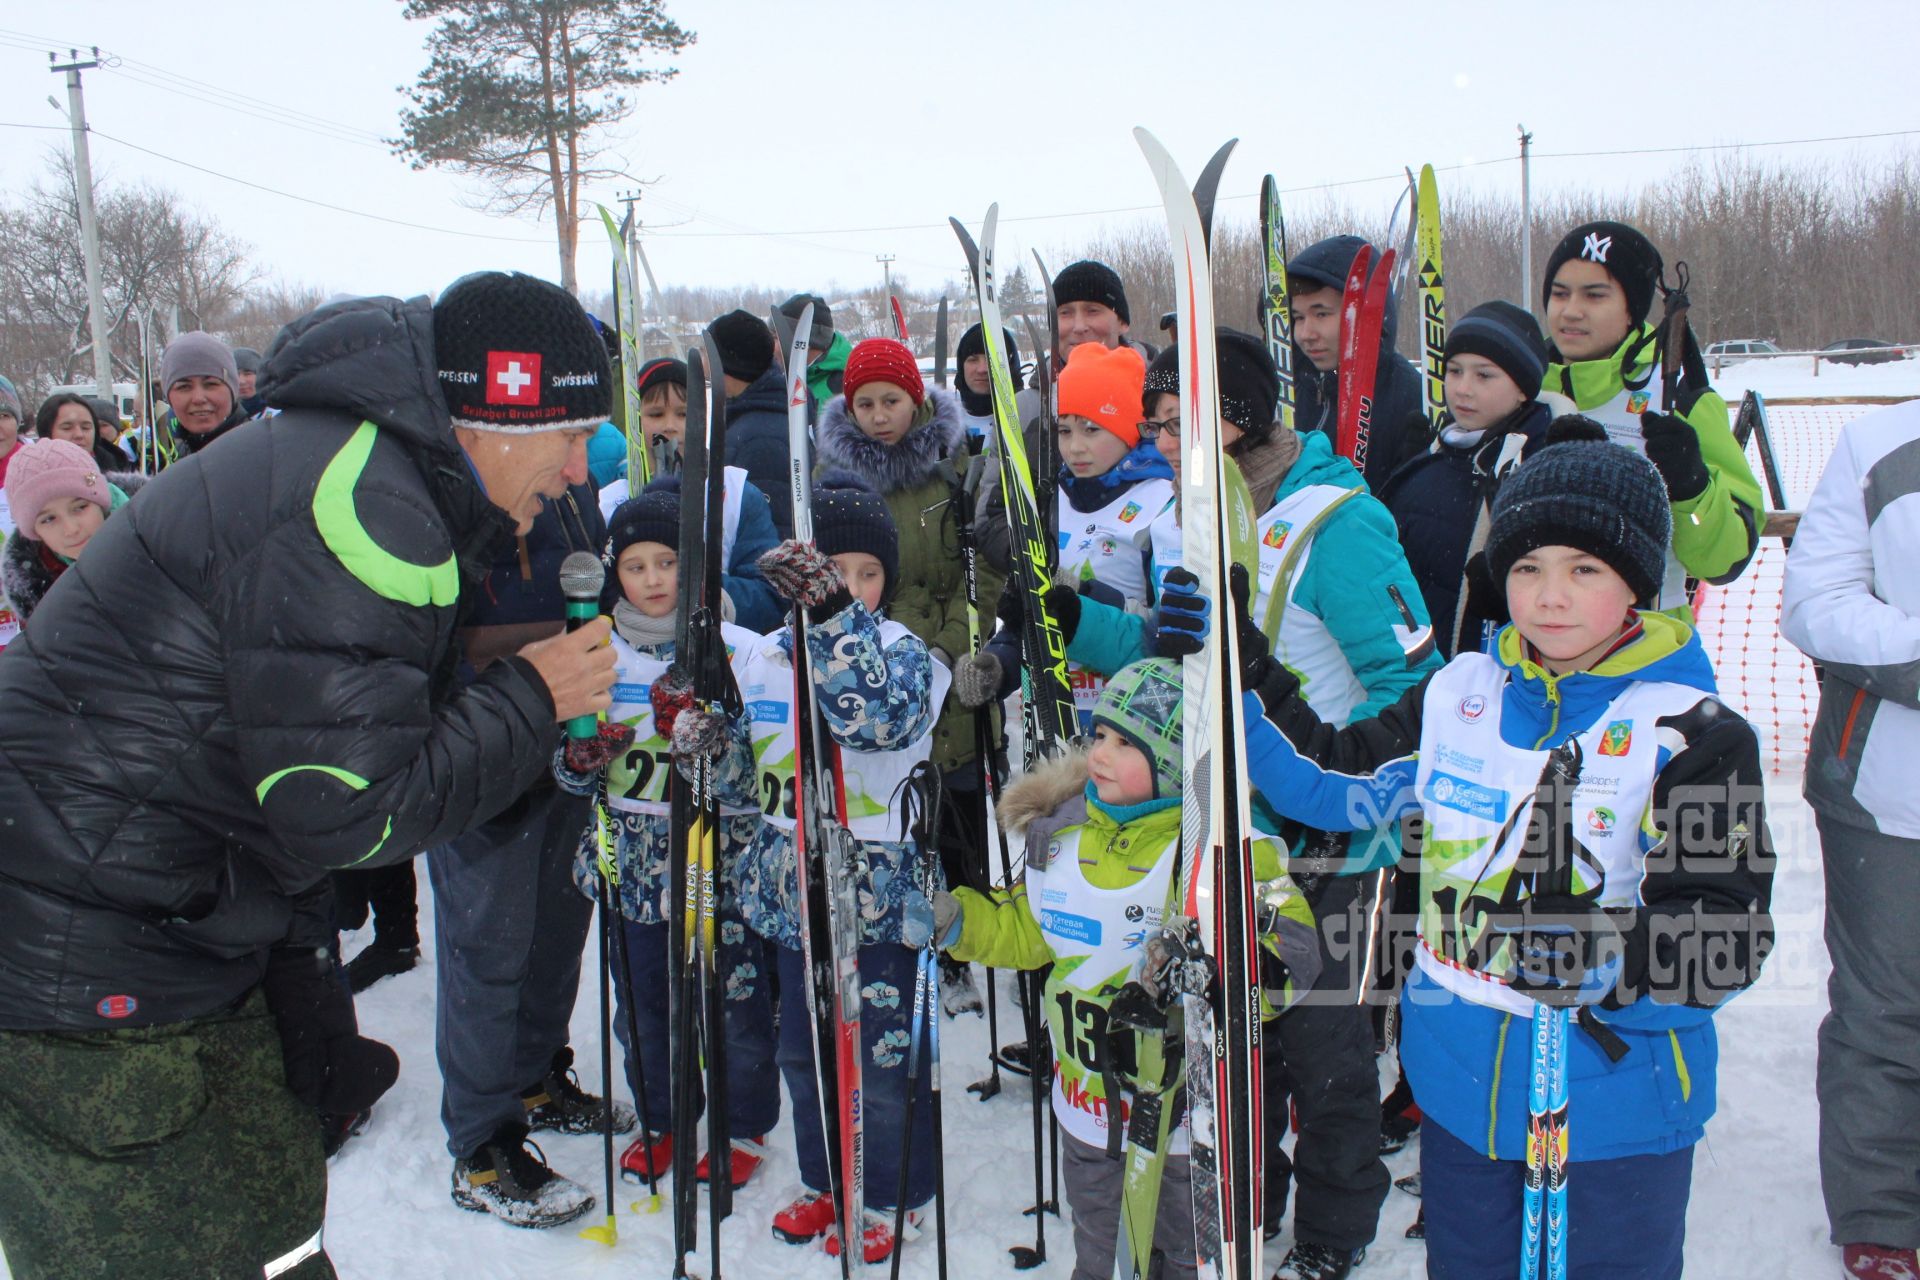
[1056,342,1147,446]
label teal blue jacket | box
[1071,430,1439,867]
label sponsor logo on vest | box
[611,683,651,702]
[1456,694,1488,723]
[96,994,138,1019]
[1626,391,1651,415]
[1041,909,1103,946]
[1262,519,1294,551]
[1598,720,1634,756]
[1587,806,1616,835]
[747,699,789,724]
[1425,770,1509,822]
[1434,744,1485,775]
[1118,501,1142,523]
[1124,904,1145,922]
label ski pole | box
[605,861,663,1212]
[889,942,934,1280]
[579,869,620,1247]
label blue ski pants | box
[775,942,936,1212]
[609,911,779,1140]
[1420,1117,1692,1279]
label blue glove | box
[1153,567,1213,659]
[1154,564,1269,684]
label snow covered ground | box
[8,361,1914,1280]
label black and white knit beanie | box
[434,271,612,433]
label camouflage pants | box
[0,988,334,1280]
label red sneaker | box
[696,1135,768,1189]
[617,1132,671,1185]
[1846,1244,1920,1280]
[770,1190,837,1245]
[825,1207,922,1264]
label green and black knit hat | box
[1092,658,1185,800]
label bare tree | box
[390,0,695,294]
[0,153,261,398]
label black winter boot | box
[451,1122,595,1228]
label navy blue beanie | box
[813,470,899,606]
[1445,301,1547,401]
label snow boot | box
[1846,1245,1920,1280]
[1379,1077,1421,1154]
[1273,1242,1365,1280]
[771,1190,838,1245]
[521,1047,637,1136]
[451,1122,595,1229]
[697,1135,769,1189]
[320,1109,371,1159]
[1405,1209,1425,1241]
[939,957,983,1017]
[345,942,418,994]
[825,1205,922,1265]
[618,1132,671,1185]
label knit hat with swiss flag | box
[434,271,612,433]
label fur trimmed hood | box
[996,746,1090,846]
[3,471,146,625]
[817,386,966,496]
[3,526,57,624]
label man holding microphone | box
[0,272,619,1279]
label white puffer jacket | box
[1782,399,1920,837]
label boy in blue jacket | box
[1236,421,1774,1278]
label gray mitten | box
[952,652,1004,709]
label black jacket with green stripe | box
[0,296,558,1031]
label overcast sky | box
[3,1,1916,307]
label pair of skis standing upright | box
[942,132,1266,1280]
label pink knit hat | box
[5,438,109,540]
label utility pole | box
[617,187,645,361]
[877,253,895,297]
[1518,124,1535,313]
[52,47,113,398]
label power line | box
[88,128,555,244]
[1534,126,1920,161]
[0,26,390,148]
[103,65,391,151]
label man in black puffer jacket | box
[0,275,619,1280]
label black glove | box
[1154,564,1269,685]
[1043,584,1081,645]
[1639,411,1709,502]
[1489,894,1627,1009]
[994,579,1025,636]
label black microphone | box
[559,550,605,740]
